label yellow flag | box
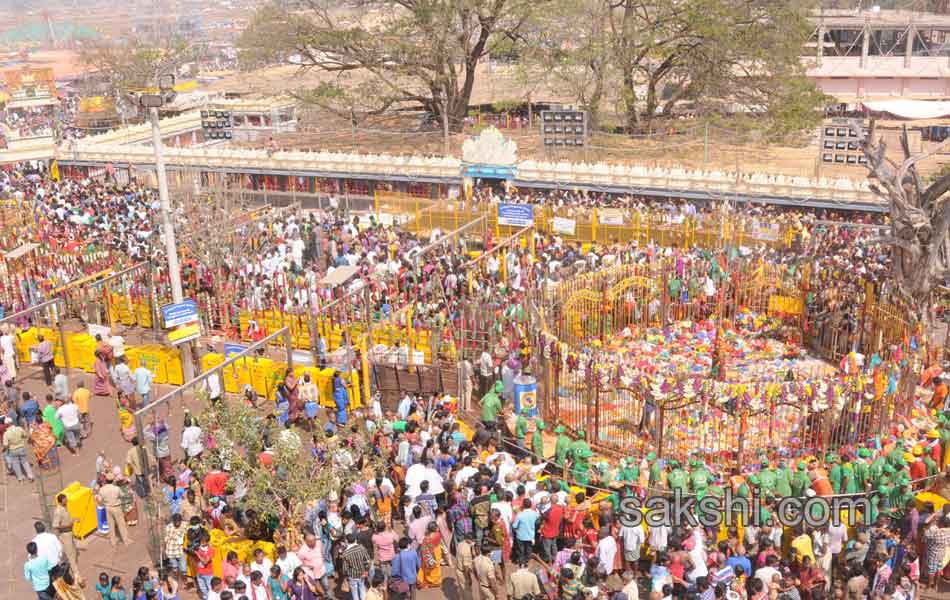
[50,160,60,181]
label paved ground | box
[2,327,949,599]
[0,325,466,599]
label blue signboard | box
[461,164,517,179]
[223,343,247,358]
[498,203,534,227]
[160,300,199,328]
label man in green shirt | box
[480,381,503,427]
[855,448,871,491]
[827,453,842,494]
[790,461,811,497]
[514,411,529,448]
[573,446,593,487]
[531,419,545,460]
[554,425,571,468]
[616,457,639,487]
[647,452,663,488]
[667,460,689,494]
[689,459,711,499]
[840,457,858,494]
[774,461,792,497]
[758,460,777,498]
[568,430,591,465]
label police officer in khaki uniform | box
[52,493,78,574]
[96,472,131,546]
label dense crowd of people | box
[10,358,950,600]
[2,164,949,600]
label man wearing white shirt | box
[276,545,302,577]
[108,335,125,359]
[55,398,82,451]
[649,523,670,554]
[491,494,513,528]
[181,416,204,459]
[595,527,618,575]
[32,521,63,578]
[687,528,708,584]
[619,519,645,571]
[454,459,478,488]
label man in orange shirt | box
[931,376,948,412]
[72,381,91,436]
[809,461,833,496]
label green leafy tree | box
[238,0,539,130]
[523,0,827,137]
[192,394,382,526]
[520,0,614,129]
[610,0,827,135]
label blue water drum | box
[97,506,109,536]
[305,402,319,418]
[513,375,538,417]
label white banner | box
[552,217,576,236]
[598,208,625,225]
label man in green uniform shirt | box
[480,381,503,427]
[616,457,639,487]
[827,453,842,494]
[758,460,777,498]
[531,419,545,460]
[840,456,858,494]
[774,461,792,497]
[791,461,811,497]
[855,448,871,491]
[573,446,593,486]
[647,452,663,488]
[514,410,529,448]
[667,460,689,494]
[568,430,591,465]
[886,440,906,468]
[690,459,711,499]
[554,425,571,468]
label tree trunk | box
[622,70,639,131]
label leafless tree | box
[856,119,950,328]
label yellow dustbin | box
[59,481,98,540]
[160,347,183,385]
[16,327,38,363]
[250,358,274,398]
[317,368,335,408]
[124,347,141,372]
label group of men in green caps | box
[481,368,950,524]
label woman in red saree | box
[417,521,443,588]
[30,415,58,469]
[93,350,113,396]
[284,369,301,423]
[798,555,826,600]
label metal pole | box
[56,299,71,391]
[147,263,161,339]
[703,122,709,170]
[150,107,195,381]
[133,411,160,565]
[284,327,294,370]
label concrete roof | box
[808,56,950,78]
[811,9,950,29]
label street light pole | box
[150,106,195,381]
